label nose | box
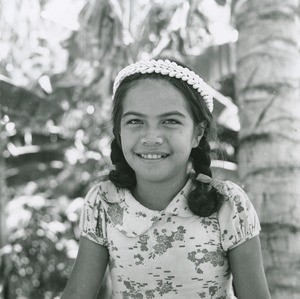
[140,131,164,146]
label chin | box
[135,170,180,184]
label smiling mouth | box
[136,153,169,160]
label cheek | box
[120,130,136,152]
[170,132,194,153]
[176,129,195,142]
[120,136,129,151]
[120,139,132,163]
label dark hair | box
[109,61,224,217]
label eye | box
[126,119,143,125]
[163,119,181,125]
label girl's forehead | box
[122,79,192,116]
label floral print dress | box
[79,176,261,299]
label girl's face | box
[120,79,203,184]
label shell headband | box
[112,59,214,113]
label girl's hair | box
[109,61,224,217]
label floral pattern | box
[80,177,261,298]
[121,279,177,299]
[137,234,150,252]
[187,247,227,274]
[107,203,124,226]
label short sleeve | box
[79,184,108,246]
[217,181,261,251]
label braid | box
[109,139,136,190]
[188,136,224,217]
[191,137,212,177]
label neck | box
[132,173,189,211]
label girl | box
[61,59,271,299]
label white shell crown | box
[112,59,214,113]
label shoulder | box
[214,180,252,208]
[84,174,125,205]
[216,180,255,219]
[216,180,261,251]
[213,179,246,196]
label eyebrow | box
[122,111,187,118]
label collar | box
[97,178,195,237]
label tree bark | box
[233,0,300,298]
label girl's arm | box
[61,236,109,299]
[228,235,271,299]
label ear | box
[192,121,206,148]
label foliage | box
[0,194,82,299]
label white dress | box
[79,176,261,299]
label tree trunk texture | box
[233,0,300,298]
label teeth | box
[139,154,166,160]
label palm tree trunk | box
[232,0,300,298]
